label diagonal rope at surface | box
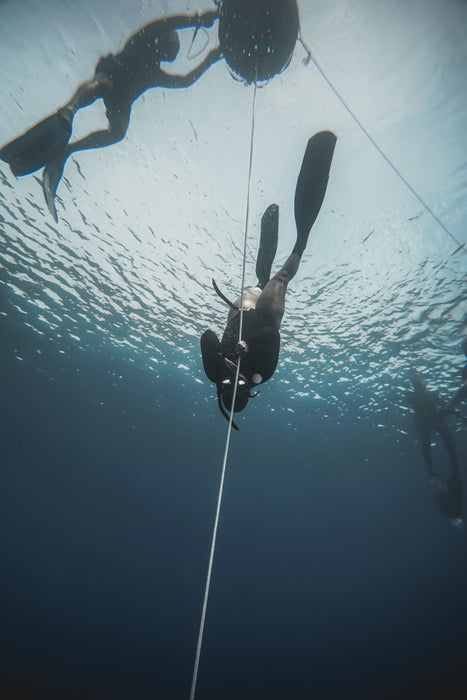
[189,76,258,700]
[308,52,466,256]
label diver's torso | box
[221,308,269,359]
[98,48,163,107]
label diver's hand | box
[197,10,218,28]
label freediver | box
[0,10,221,221]
[407,373,463,527]
[200,131,337,430]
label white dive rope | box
[307,51,465,255]
[189,76,258,700]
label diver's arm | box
[122,10,218,54]
[200,330,223,383]
[169,9,218,32]
[140,10,218,41]
[159,48,223,89]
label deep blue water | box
[1,292,467,700]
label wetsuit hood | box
[220,376,250,413]
[216,367,253,431]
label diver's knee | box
[72,79,104,109]
[107,108,130,141]
[109,120,128,142]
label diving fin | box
[256,203,279,289]
[43,157,66,222]
[293,131,337,256]
[0,110,72,177]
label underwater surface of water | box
[1,1,467,699]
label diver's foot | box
[43,158,65,222]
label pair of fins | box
[255,130,337,286]
[1,119,336,234]
[0,110,71,177]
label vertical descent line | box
[189,70,258,700]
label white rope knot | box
[236,339,249,357]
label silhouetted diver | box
[200,131,337,429]
[0,11,221,221]
[407,374,463,527]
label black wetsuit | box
[0,11,221,221]
[201,308,280,388]
[408,379,463,523]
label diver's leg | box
[417,425,433,477]
[59,99,131,154]
[227,204,279,323]
[64,72,113,115]
[438,424,459,473]
[0,74,112,178]
[255,253,300,329]
[43,105,130,221]
[250,133,336,328]
[256,204,279,289]
[438,425,463,521]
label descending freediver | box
[0,10,222,221]
[200,131,337,430]
[407,373,463,527]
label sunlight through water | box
[1,0,466,433]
